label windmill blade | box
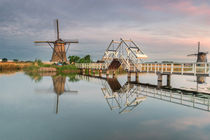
[64,90,78,94]
[198,41,200,53]
[34,41,55,46]
[35,88,55,94]
[34,41,55,43]
[56,19,60,40]
[187,54,198,56]
[63,39,79,43]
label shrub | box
[2,58,8,62]
[13,59,19,62]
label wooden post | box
[88,69,91,76]
[82,69,85,75]
[157,72,162,88]
[113,70,116,78]
[106,70,109,78]
[99,69,102,77]
[135,72,139,83]
[92,69,95,76]
[167,74,171,87]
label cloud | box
[0,0,210,61]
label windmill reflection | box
[52,75,76,114]
[101,78,146,114]
[194,75,206,91]
[26,72,78,114]
[51,75,78,114]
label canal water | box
[1,72,210,140]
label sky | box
[0,0,210,62]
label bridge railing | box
[136,84,210,111]
[75,62,210,75]
[75,63,108,70]
[139,62,210,75]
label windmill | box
[187,42,208,62]
[34,19,79,63]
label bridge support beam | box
[135,72,139,83]
[157,73,171,88]
[157,73,162,88]
[128,71,131,82]
[167,74,171,87]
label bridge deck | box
[75,62,210,76]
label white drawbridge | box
[102,38,147,71]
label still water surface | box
[1,72,210,140]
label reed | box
[0,62,32,71]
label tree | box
[68,56,80,64]
[83,55,91,63]
[68,55,92,64]
[2,58,7,62]
[13,59,19,62]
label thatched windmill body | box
[187,42,208,62]
[34,19,79,63]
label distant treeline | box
[68,55,92,64]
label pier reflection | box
[78,75,210,113]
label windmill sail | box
[187,42,208,62]
[34,19,79,63]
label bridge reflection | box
[26,71,210,114]
[78,74,210,113]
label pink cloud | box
[146,1,210,16]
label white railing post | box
[158,64,160,72]
[171,63,173,74]
[181,64,183,75]
[154,63,156,73]
[205,63,207,74]
[150,63,152,72]
[194,63,197,75]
